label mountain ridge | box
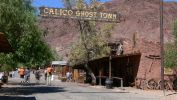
[38,0,177,59]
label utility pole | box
[109,55,112,79]
[160,0,165,95]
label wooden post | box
[109,55,112,79]
[160,0,165,93]
[99,68,102,85]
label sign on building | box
[52,61,67,66]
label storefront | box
[73,52,141,87]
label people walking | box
[66,71,70,82]
[24,68,30,83]
[66,71,72,82]
[69,72,72,81]
[35,68,41,84]
[18,67,25,84]
[46,65,53,86]
[44,68,47,81]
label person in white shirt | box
[66,72,70,82]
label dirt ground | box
[90,85,177,100]
[1,77,177,100]
[122,87,177,100]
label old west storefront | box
[73,52,141,87]
[72,40,165,88]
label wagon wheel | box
[139,79,147,90]
[164,80,171,91]
[157,80,162,90]
[147,79,158,90]
[158,80,171,91]
[173,79,177,90]
[135,78,141,89]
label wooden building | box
[51,61,71,77]
[73,52,141,87]
[0,32,12,53]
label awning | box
[0,32,13,53]
[52,61,67,66]
[72,52,141,69]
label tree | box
[164,20,177,68]
[164,43,177,68]
[0,0,56,69]
[64,0,114,84]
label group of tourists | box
[18,65,54,86]
[18,67,30,84]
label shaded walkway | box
[0,86,66,95]
[0,96,36,100]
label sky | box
[32,0,177,9]
[165,0,177,1]
[32,0,177,8]
[32,0,111,8]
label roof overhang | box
[72,52,141,69]
[52,61,67,66]
[0,32,13,53]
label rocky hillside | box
[105,0,177,42]
[38,0,177,60]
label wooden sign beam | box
[39,7,120,22]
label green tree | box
[0,0,56,69]
[164,43,177,68]
[0,53,17,71]
[164,20,177,68]
[64,0,114,84]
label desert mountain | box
[38,0,177,59]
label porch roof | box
[0,32,13,53]
[72,52,141,69]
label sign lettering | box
[39,7,120,22]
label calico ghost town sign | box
[39,7,120,22]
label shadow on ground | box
[166,92,177,96]
[70,91,129,93]
[0,96,36,100]
[7,82,46,86]
[0,86,66,95]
